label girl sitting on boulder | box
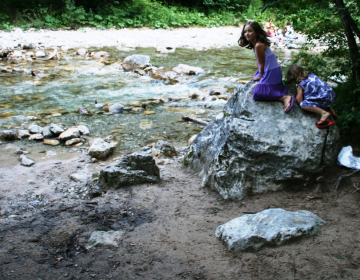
[238,20,294,112]
[286,64,337,128]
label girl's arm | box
[296,85,303,104]
[252,43,266,81]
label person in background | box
[264,19,279,38]
[239,20,294,112]
[284,22,298,39]
[286,64,337,129]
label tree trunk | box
[333,0,360,82]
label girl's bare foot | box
[283,96,292,112]
[320,111,330,121]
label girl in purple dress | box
[238,20,294,112]
[286,64,337,129]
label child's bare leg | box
[301,106,330,121]
[278,95,292,111]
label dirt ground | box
[1,141,360,280]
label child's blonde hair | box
[286,64,310,86]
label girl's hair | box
[238,20,270,49]
[286,64,310,86]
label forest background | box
[0,0,359,140]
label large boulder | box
[185,82,340,200]
[99,149,160,189]
[122,54,150,71]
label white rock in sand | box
[77,48,88,56]
[78,125,90,135]
[88,138,114,160]
[86,230,124,249]
[92,51,109,59]
[58,127,80,141]
[19,154,35,167]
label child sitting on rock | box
[286,64,337,128]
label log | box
[182,116,208,126]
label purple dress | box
[298,73,335,109]
[252,47,288,100]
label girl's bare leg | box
[301,106,330,121]
[278,95,292,111]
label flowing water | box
[0,46,291,157]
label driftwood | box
[182,116,209,126]
[334,169,360,191]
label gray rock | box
[86,230,124,250]
[42,127,54,138]
[49,123,65,135]
[109,103,124,114]
[78,125,90,135]
[70,173,88,183]
[88,138,114,160]
[0,130,17,140]
[58,127,80,141]
[29,133,44,140]
[65,138,82,146]
[99,149,160,189]
[122,54,150,71]
[19,154,35,167]
[35,50,46,57]
[215,208,326,251]
[185,82,340,200]
[172,64,206,75]
[29,124,43,134]
[92,51,109,59]
[152,140,177,158]
[77,48,88,56]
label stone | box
[35,50,46,57]
[77,48,88,56]
[172,64,206,75]
[188,135,197,146]
[99,149,160,189]
[49,123,65,135]
[19,154,35,167]
[28,124,43,134]
[65,138,82,146]
[109,103,124,114]
[210,87,228,96]
[78,125,90,135]
[152,140,177,158]
[42,127,54,138]
[29,133,44,140]
[0,130,17,140]
[58,127,80,141]
[86,230,124,250]
[185,82,340,200]
[122,54,150,71]
[215,208,326,251]
[88,138,114,160]
[43,139,60,146]
[92,51,109,59]
[70,173,88,183]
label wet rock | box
[19,154,35,166]
[42,127,54,138]
[134,69,146,76]
[79,107,92,115]
[210,87,228,96]
[109,103,124,114]
[12,50,23,58]
[49,123,65,135]
[58,127,80,141]
[23,43,37,49]
[88,138,114,160]
[65,138,82,146]
[29,133,44,140]
[86,230,124,250]
[152,140,177,158]
[215,208,326,251]
[149,70,179,84]
[77,48,88,56]
[0,130,17,141]
[14,148,28,154]
[99,149,160,189]
[78,125,90,135]
[29,124,43,134]
[35,50,46,58]
[70,173,88,183]
[156,45,176,54]
[185,82,340,200]
[92,51,109,59]
[173,64,206,75]
[188,135,197,146]
[43,139,60,146]
[122,54,151,71]
[160,93,170,103]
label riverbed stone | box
[43,139,60,146]
[86,230,124,250]
[88,138,114,160]
[152,140,177,158]
[65,138,82,146]
[18,130,30,139]
[99,149,160,189]
[77,48,88,56]
[185,81,340,200]
[70,173,88,183]
[35,50,46,58]
[49,123,65,135]
[172,64,206,75]
[29,124,43,134]
[78,125,90,135]
[58,127,80,141]
[92,51,109,59]
[29,133,44,140]
[0,130,17,140]
[109,103,124,114]
[42,127,54,138]
[215,208,326,251]
[122,54,151,71]
[19,154,35,167]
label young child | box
[238,20,294,112]
[286,64,337,128]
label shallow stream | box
[0,46,291,159]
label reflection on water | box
[0,46,290,154]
